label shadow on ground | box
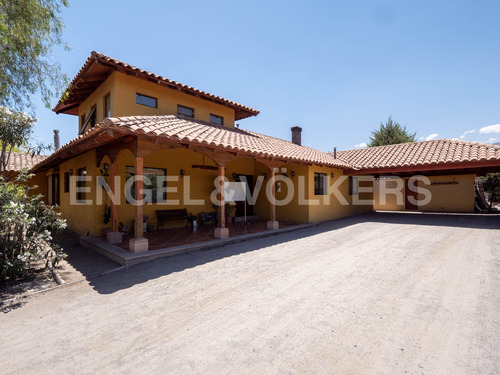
[84,211,500,295]
[52,230,121,283]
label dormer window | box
[136,93,157,108]
[210,114,223,125]
[177,105,194,118]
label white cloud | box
[355,142,367,148]
[420,133,439,141]
[459,129,475,139]
[487,137,498,143]
[479,124,500,134]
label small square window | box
[210,114,223,125]
[177,105,194,118]
[104,93,111,117]
[314,173,327,195]
[136,93,157,108]
[349,176,359,195]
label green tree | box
[0,106,37,180]
[0,0,70,110]
[368,116,416,147]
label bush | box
[481,173,500,210]
[0,171,66,283]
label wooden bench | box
[156,209,189,230]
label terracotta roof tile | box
[32,115,352,172]
[336,139,500,171]
[5,152,49,172]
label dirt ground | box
[0,230,120,301]
[1,212,499,374]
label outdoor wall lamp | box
[331,172,335,179]
[232,172,237,180]
[101,163,110,177]
[262,173,267,179]
[180,169,185,178]
[68,169,73,176]
[291,171,295,177]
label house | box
[2,151,48,195]
[29,51,500,255]
[31,52,373,252]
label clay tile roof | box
[53,51,260,120]
[5,152,49,172]
[103,115,351,168]
[336,139,500,171]
[31,115,352,172]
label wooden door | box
[405,178,418,210]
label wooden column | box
[134,156,144,239]
[214,164,229,239]
[129,155,148,252]
[218,165,226,228]
[106,160,123,244]
[111,161,119,232]
[269,167,276,222]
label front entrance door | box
[405,178,418,210]
[234,174,254,216]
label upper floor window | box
[136,93,157,108]
[210,114,223,125]
[314,173,327,195]
[177,104,194,118]
[104,93,111,117]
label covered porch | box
[100,134,292,253]
[103,220,300,251]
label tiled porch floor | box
[109,220,298,251]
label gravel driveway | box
[1,212,499,374]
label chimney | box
[291,126,302,145]
[333,147,337,159]
[53,130,60,150]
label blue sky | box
[31,0,500,151]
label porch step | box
[234,215,260,222]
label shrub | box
[0,171,66,283]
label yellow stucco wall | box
[45,146,379,236]
[77,72,236,133]
[420,175,475,212]
[78,73,116,133]
[374,174,475,213]
[373,178,406,211]
[57,150,100,236]
[307,167,374,223]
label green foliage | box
[481,173,500,210]
[0,171,66,283]
[0,0,70,110]
[0,106,37,179]
[368,116,416,147]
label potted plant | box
[225,201,236,224]
[103,204,111,236]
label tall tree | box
[368,116,416,147]
[0,0,69,110]
[0,106,37,180]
